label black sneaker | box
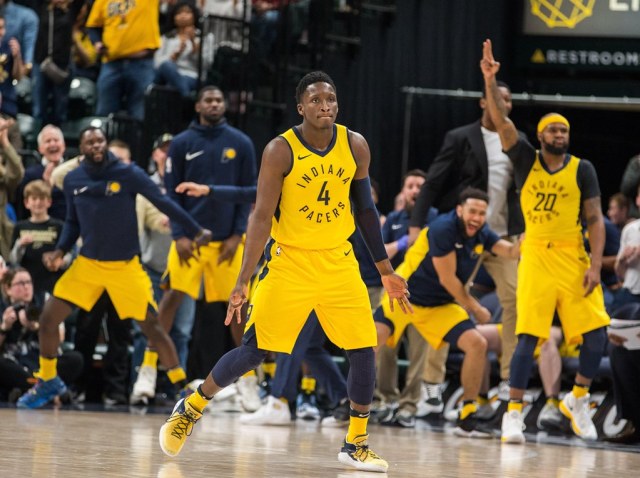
[370,399,396,424]
[454,413,494,439]
[322,398,350,427]
[104,392,128,407]
[394,409,416,428]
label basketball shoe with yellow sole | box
[159,398,203,456]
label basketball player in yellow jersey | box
[481,40,610,444]
[160,71,411,472]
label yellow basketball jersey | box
[86,0,161,60]
[520,153,582,241]
[273,124,356,249]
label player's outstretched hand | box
[175,182,210,197]
[473,305,492,325]
[583,266,600,297]
[42,249,64,272]
[176,237,195,267]
[218,234,242,265]
[381,273,413,314]
[226,284,248,325]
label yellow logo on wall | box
[530,0,595,29]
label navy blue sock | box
[211,344,267,388]
[509,334,538,390]
[345,347,376,405]
[578,327,607,379]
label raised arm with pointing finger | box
[480,39,519,152]
[481,39,611,446]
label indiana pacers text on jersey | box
[295,162,350,223]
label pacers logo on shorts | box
[105,181,122,196]
[530,0,595,29]
[221,148,237,163]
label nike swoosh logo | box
[344,249,352,256]
[391,224,403,230]
[186,150,205,161]
[454,243,463,249]
[74,186,88,195]
[298,153,312,160]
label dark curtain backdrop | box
[248,0,639,212]
[265,0,517,211]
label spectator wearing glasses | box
[0,267,83,402]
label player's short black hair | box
[459,187,489,205]
[296,71,336,103]
[402,169,427,186]
[79,126,106,143]
[196,85,224,102]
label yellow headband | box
[537,114,570,134]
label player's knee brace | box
[212,345,267,388]
[509,334,538,390]
[345,347,376,405]
[578,327,607,379]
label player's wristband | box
[396,235,409,252]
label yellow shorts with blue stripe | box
[165,239,244,302]
[246,241,376,353]
[516,241,610,344]
[53,255,156,321]
[378,296,469,350]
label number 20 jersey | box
[520,152,582,242]
[273,124,356,249]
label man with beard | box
[374,169,440,427]
[129,85,259,407]
[16,126,211,408]
[374,188,520,437]
[409,78,528,409]
[481,39,610,444]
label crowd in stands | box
[0,0,639,449]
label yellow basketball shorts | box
[516,242,610,344]
[165,239,244,302]
[53,255,157,321]
[379,297,469,350]
[246,241,376,353]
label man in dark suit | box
[409,81,530,399]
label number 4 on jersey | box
[317,181,331,205]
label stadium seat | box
[16,113,37,149]
[68,77,97,119]
[15,77,32,115]
[61,116,110,145]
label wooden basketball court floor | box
[3,405,639,478]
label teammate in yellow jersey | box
[159,71,411,473]
[481,39,610,444]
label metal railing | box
[400,86,640,175]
